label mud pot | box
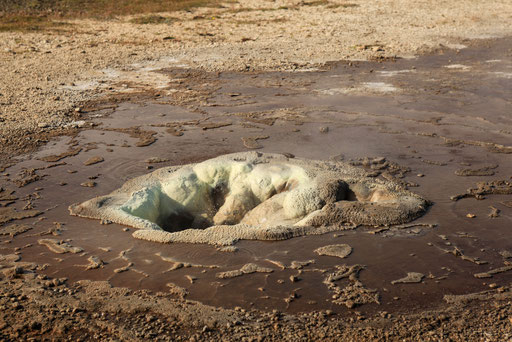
[1,37,512,319]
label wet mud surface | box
[1,37,512,318]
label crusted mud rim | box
[69,152,430,246]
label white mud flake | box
[499,250,512,259]
[0,253,39,278]
[38,239,83,254]
[0,254,21,263]
[0,224,32,237]
[109,248,132,263]
[323,264,379,308]
[317,82,398,95]
[391,272,425,284]
[444,64,471,70]
[0,208,42,225]
[155,252,218,271]
[78,256,105,270]
[361,82,398,92]
[492,72,512,79]
[444,43,467,50]
[83,156,104,166]
[439,245,488,265]
[316,88,350,95]
[284,290,301,305]
[290,260,316,270]
[265,259,286,270]
[217,246,239,253]
[185,275,197,284]
[488,206,500,218]
[314,244,352,259]
[473,265,512,279]
[106,248,147,276]
[114,262,134,274]
[216,263,273,279]
[241,135,269,149]
[377,70,415,77]
[145,157,170,164]
[368,222,436,235]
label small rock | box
[391,272,424,284]
[3,266,23,279]
[84,156,104,166]
[314,244,352,259]
[499,250,512,259]
[145,157,170,164]
[185,275,197,284]
[289,275,300,283]
[80,181,96,188]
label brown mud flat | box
[1,37,512,340]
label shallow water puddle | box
[1,37,511,316]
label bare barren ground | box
[1,0,512,340]
[1,0,512,162]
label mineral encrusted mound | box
[69,152,429,245]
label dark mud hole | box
[1,37,512,317]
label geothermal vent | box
[69,152,429,246]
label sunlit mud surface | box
[1,37,511,317]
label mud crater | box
[69,152,428,245]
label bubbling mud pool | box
[69,152,429,245]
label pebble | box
[290,275,300,282]
[83,156,104,166]
[80,181,96,188]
